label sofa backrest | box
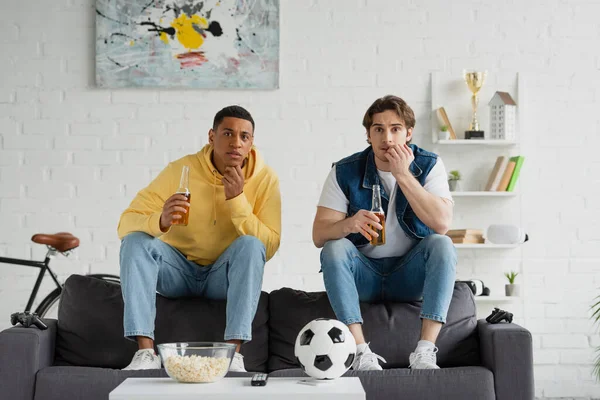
[55,275,479,373]
[54,275,270,372]
[267,282,480,371]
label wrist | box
[226,191,243,201]
[159,219,168,232]
[395,171,413,185]
[341,217,352,236]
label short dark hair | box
[362,95,416,131]
[213,105,255,132]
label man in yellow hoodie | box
[117,106,281,372]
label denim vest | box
[334,145,438,246]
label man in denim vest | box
[312,95,456,370]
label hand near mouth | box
[384,143,414,180]
[222,164,244,200]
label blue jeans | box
[320,234,457,324]
[119,232,266,342]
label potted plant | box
[504,271,520,296]
[591,292,600,381]
[438,125,450,141]
[448,170,461,192]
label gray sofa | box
[0,275,534,400]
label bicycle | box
[0,232,120,319]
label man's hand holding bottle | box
[159,194,191,232]
[344,210,382,242]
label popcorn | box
[164,354,230,383]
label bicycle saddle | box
[31,232,80,252]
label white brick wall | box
[1,0,600,397]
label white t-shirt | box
[317,157,453,258]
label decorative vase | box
[448,180,459,192]
[438,131,450,140]
[505,284,520,297]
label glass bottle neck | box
[178,166,190,193]
[371,185,383,212]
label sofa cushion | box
[267,282,479,371]
[55,275,269,371]
[34,366,253,400]
[269,367,494,400]
[34,366,493,400]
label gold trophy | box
[463,70,487,139]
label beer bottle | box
[370,184,386,246]
[173,166,191,226]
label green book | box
[506,156,525,192]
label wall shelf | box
[432,71,526,301]
[435,139,517,146]
[451,191,516,197]
[474,296,518,303]
[454,244,519,249]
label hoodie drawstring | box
[213,170,217,225]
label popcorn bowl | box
[157,342,236,383]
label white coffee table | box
[109,377,365,400]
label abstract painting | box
[96,0,279,89]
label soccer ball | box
[294,318,356,380]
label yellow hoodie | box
[117,144,281,265]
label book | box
[452,236,485,244]
[496,160,516,191]
[506,156,525,192]
[485,156,508,191]
[451,233,484,241]
[446,229,483,237]
[436,107,457,139]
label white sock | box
[415,340,435,353]
[357,343,369,354]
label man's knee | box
[321,238,355,265]
[422,234,457,272]
[423,234,455,253]
[121,231,154,249]
[120,232,155,273]
[230,235,266,259]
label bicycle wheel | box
[35,287,62,319]
[35,274,121,319]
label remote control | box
[10,311,48,330]
[486,307,513,324]
[251,373,268,386]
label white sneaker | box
[229,352,247,372]
[409,347,440,369]
[123,349,161,370]
[352,344,386,371]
